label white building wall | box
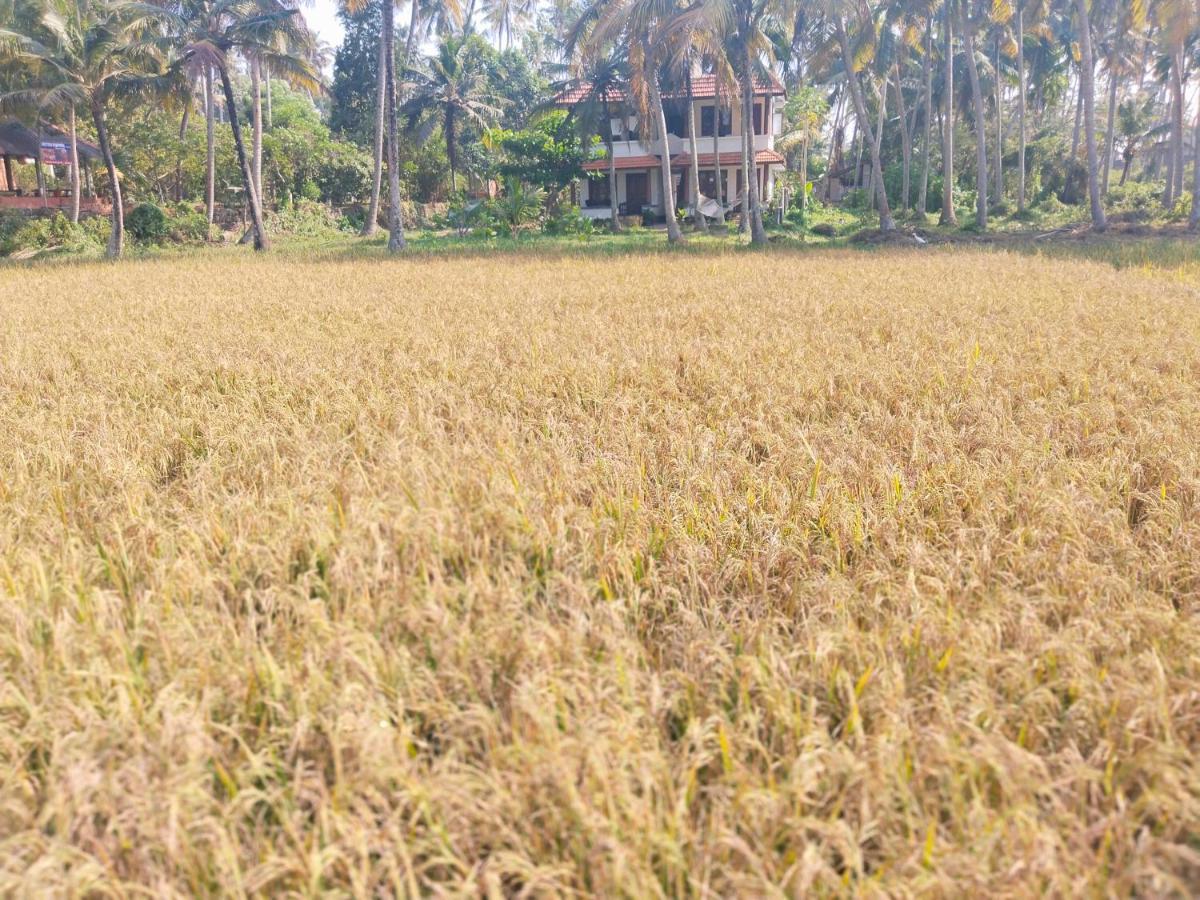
[579,92,782,218]
[606,94,778,159]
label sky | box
[306,0,346,54]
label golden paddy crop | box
[1,248,1198,895]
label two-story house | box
[555,75,786,222]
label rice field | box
[2,247,1199,895]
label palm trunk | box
[869,75,887,210]
[1071,73,1082,156]
[1189,103,1200,230]
[917,22,933,218]
[837,16,896,231]
[251,55,263,206]
[1017,3,1026,212]
[685,68,707,233]
[1102,46,1118,195]
[741,48,766,244]
[993,36,1002,203]
[961,11,988,229]
[1075,0,1106,230]
[175,98,190,203]
[649,71,684,244]
[800,136,808,212]
[940,0,957,226]
[712,94,723,217]
[205,65,215,228]
[853,126,863,188]
[739,111,749,232]
[218,60,269,251]
[90,97,124,259]
[604,97,621,232]
[828,87,846,201]
[383,0,406,251]
[894,61,911,212]
[34,131,45,204]
[362,31,386,236]
[68,105,80,225]
[446,107,457,194]
[1171,50,1184,205]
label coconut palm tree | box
[1,0,171,257]
[916,17,934,218]
[350,0,458,243]
[1096,0,1146,196]
[1154,0,1191,209]
[0,4,85,222]
[554,39,629,232]
[826,0,896,231]
[482,0,533,49]
[1072,0,1105,229]
[175,0,320,252]
[1115,92,1153,186]
[362,4,385,236]
[939,0,957,225]
[1014,0,1026,211]
[581,0,690,244]
[958,0,997,229]
[381,0,404,248]
[699,0,791,243]
[401,34,503,195]
[777,84,828,214]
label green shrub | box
[542,205,593,236]
[0,212,107,258]
[127,203,170,244]
[165,205,214,243]
[0,211,25,252]
[443,194,496,237]
[1105,181,1161,220]
[843,187,870,210]
[492,179,545,236]
[265,199,349,237]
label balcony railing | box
[609,133,774,158]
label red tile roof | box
[582,154,661,171]
[556,75,785,106]
[670,149,786,167]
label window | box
[698,169,720,198]
[753,102,765,136]
[587,174,611,208]
[663,100,688,138]
[700,106,732,137]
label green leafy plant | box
[126,204,170,245]
[491,179,545,236]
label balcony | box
[609,132,774,159]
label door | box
[625,172,648,211]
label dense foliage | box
[1,0,1199,257]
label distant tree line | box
[3,0,1200,257]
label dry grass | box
[2,247,1200,896]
